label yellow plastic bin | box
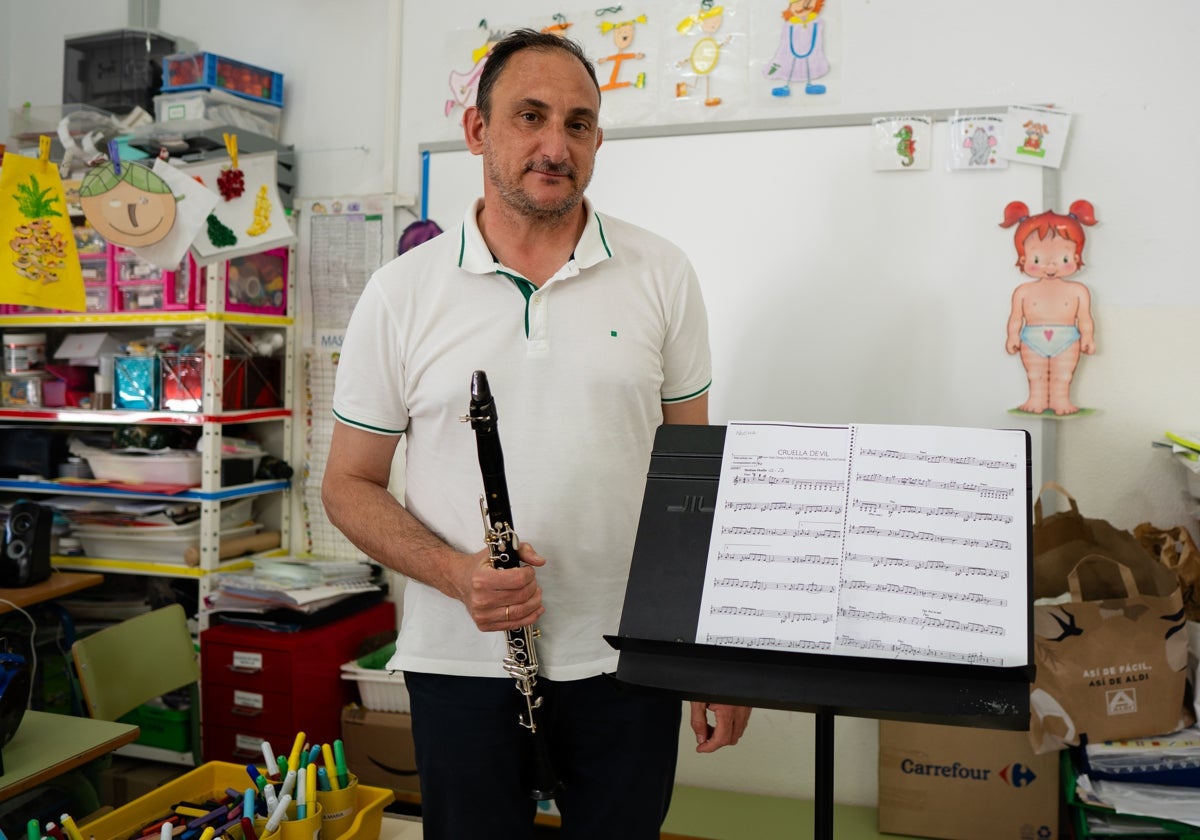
[81,761,394,840]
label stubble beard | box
[484,142,590,224]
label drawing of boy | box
[1001,200,1098,416]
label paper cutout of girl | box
[764,0,828,96]
[597,14,649,92]
[445,30,504,119]
[675,3,732,107]
[1001,200,1098,416]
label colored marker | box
[305,762,317,817]
[279,768,298,800]
[59,816,83,840]
[239,818,258,840]
[198,828,215,840]
[265,794,291,834]
[26,819,38,840]
[276,754,288,781]
[44,825,63,840]
[333,738,349,787]
[307,743,322,767]
[322,743,340,791]
[245,763,266,791]
[287,731,307,772]
[159,825,170,840]
[243,788,256,821]
[296,766,307,819]
[263,781,278,813]
[316,766,332,792]
[261,740,279,781]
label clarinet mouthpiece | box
[471,369,491,402]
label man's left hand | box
[689,702,752,753]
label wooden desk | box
[0,711,138,801]
[0,571,104,614]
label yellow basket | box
[81,760,394,840]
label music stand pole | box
[814,708,834,840]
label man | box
[323,29,750,839]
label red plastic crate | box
[162,51,284,106]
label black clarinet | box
[464,369,563,801]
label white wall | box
[5,0,1200,811]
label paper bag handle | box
[1067,554,1140,601]
[1034,481,1081,526]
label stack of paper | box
[1071,726,1200,830]
[208,557,383,615]
[1155,431,1200,501]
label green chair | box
[71,604,201,765]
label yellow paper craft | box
[0,140,85,311]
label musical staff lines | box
[835,636,1003,667]
[724,500,843,516]
[843,552,1011,579]
[838,606,1004,636]
[852,499,1013,524]
[857,447,1019,471]
[846,524,1010,551]
[854,473,1014,499]
[715,551,840,566]
[732,474,845,492]
[704,635,832,652]
[719,525,842,539]
[712,576,838,594]
[842,578,1005,606]
[709,605,834,625]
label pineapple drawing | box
[246,184,272,236]
[9,175,69,284]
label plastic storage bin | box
[224,247,289,315]
[160,353,283,411]
[162,51,284,106]
[340,642,410,713]
[118,699,191,751]
[81,761,393,840]
[154,88,283,139]
[70,442,202,486]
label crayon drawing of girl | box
[1001,200,1098,416]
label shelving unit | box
[0,249,296,635]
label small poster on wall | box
[870,116,932,170]
[181,150,295,263]
[996,105,1072,169]
[947,114,1008,171]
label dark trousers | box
[405,671,682,840]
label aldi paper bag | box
[1030,484,1190,753]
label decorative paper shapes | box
[0,142,85,311]
[181,151,295,262]
[78,161,178,249]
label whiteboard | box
[423,119,1051,484]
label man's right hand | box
[457,542,546,632]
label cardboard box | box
[340,705,420,795]
[98,756,191,808]
[878,721,1059,840]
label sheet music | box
[695,422,1028,667]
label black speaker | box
[0,502,52,588]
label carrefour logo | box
[899,759,990,780]
[898,759,1038,787]
[999,763,1038,788]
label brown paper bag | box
[1029,484,1190,754]
[1134,522,1200,621]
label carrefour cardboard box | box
[878,721,1059,840]
[340,705,420,794]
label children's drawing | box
[0,142,85,310]
[128,157,218,270]
[78,161,178,249]
[445,26,505,121]
[541,13,574,37]
[997,105,1072,169]
[1001,200,1098,416]
[673,2,733,107]
[870,116,931,170]
[764,0,828,96]
[947,115,1007,171]
[597,13,649,93]
[182,151,295,263]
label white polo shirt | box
[333,198,711,681]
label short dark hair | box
[475,28,601,122]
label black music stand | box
[605,424,1033,840]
